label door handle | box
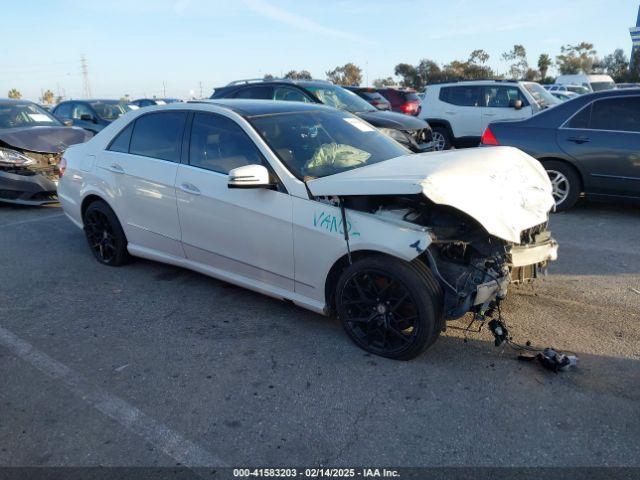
[444,111,456,114]
[107,164,125,174]
[567,136,590,144]
[180,183,201,195]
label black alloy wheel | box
[336,257,442,360]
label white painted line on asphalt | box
[0,325,226,469]
[0,213,66,228]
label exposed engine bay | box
[339,194,557,321]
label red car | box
[377,88,421,116]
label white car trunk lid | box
[306,146,554,243]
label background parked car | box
[344,87,391,110]
[554,74,616,92]
[211,79,434,152]
[546,84,591,95]
[131,98,183,107]
[0,99,91,205]
[550,91,580,102]
[481,89,640,210]
[376,88,421,116]
[52,100,135,134]
[420,80,560,150]
[615,82,640,89]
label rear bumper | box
[0,170,58,206]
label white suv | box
[420,80,560,150]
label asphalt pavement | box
[0,201,638,469]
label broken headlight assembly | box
[0,147,35,167]
[378,128,412,146]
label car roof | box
[192,99,337,117]
[0,98,37,105]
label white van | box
[554,74,615,92]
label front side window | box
[484,86,528,108]
[249,111,408,180]
[72,103,93,120]
[0,102,62,128]
[273,87,311,103]
[53,103,72,118]
[439,86,482,107]
[303,85,375,113]
[129,112,187,162]
[189,113,264,174]
[590,97,640,132]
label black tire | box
[83,200,130,266]
[542,160,581,211]
[335,255,443,360]
[432,126,451,151]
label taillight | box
[58,156,67,177]
[481,127,499,146]
[400,101,420,115]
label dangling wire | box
[339,197,352,265]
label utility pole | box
[163,81,166,97]
[80,55,92,99]
[199,81,203,99]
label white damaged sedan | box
[58,100,558,359]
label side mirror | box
[228,164,273,189]
[510,99,523,110]
[80,113,95,122]
[63,119,73,127]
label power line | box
[80,55,92,99]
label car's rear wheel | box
[83,200,130,266]
[335,256,442,360]
[432,127,451,151]
[543,160,580,211]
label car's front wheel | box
[83,200,130,266]
[335,256,443,360]
[543,160,580,211]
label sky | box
[1,0,639,101]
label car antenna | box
[338,197,353,265]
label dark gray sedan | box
[481,89,640,210]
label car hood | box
[0,126,91,153]
[356,110,429,130]
[306,146,554,243]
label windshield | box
[304,84,376,113]
[590,81,615,92]
[249,110,408,180]
[90,102,130,120]
[566,85,589,95]
[523,83,560,108]
[0,102,62,129]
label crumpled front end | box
[0,149,61,205]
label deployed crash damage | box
[0,99,91,205]
[306,147,558,322]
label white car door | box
[175,112,295,291]
[437,85,483,138]
[481,85,532,131]
[97,111,186,257]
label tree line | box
[9,42,638,102]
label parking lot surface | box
[1,202,639,468]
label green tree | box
[502,44,528,79]
[263,73,274,80]
[556,42,598,74]
[41,89,55,104]
[8,88,21,99]
[394,63,420,88]
[372,77,395,88]
[284,70,312,80]
[537,53,552,80]
[601,49,629,82]
[326,63,362,86]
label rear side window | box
[234,86,274,99]
[108,122,134,153]
[439,86,482,107]
[567,104,592,129]
[129,112,187,162]
[189,113,264,174]
[590,97,640,132]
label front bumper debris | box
[0,150,61,205]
